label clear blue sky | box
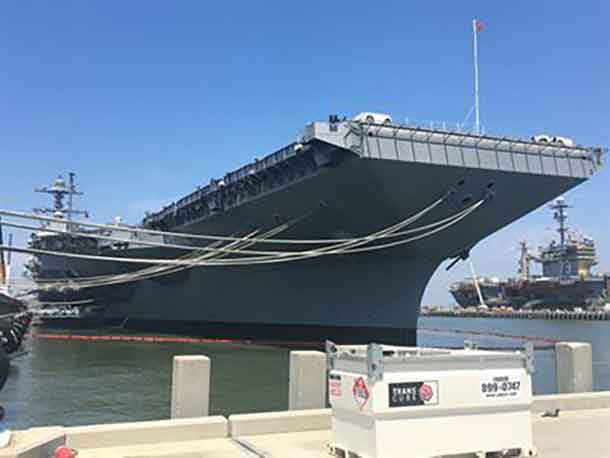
[0,1,608,305]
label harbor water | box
[1,316,609,430]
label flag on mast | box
[475,19,485,33]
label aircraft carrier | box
[450,197,609,310]
[14,112,605,345]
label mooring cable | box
[32,230,262,290]
[0,192,446,245]
[27,215,303,290]
[0,199,485,269]
[2,198,460,255]
[0,196,451,268]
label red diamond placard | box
[352,377,370,410]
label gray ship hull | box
[450,283,507,308]
[33,143,590,344]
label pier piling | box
[170,355,210,419]
[288,351,327,410]
[556,342,593,394]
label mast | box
[33,174,88,227]
[0,217,5,287]
[551,198,570,246]
[472,19,482,135]
[68,172,75,221]
[518,241,531,280]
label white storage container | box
[326,342,536,458]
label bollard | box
[555,342,593,394]
[288,351,327,410]
[171,355,210,418]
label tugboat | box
[450,197,609,310]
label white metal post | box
[469,259,487,308]
[472,19,481,135]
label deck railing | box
[345,121,604,179]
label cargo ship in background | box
[450,198,609,310]
[6,112,604,345]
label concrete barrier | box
[171,355,210,418]
[229,409,331,437]
[65,416,228,449]
[532,391,610,413]
[0,427,64,458]
[288,351,327,410]
[556,342,593,393]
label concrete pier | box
[556,342,593,393]
[3,345,607,457]
[170,355,210,419]
[65,416,228,449]
[422,307,610,320]
[5,398,610,457]
[288,351,327,410]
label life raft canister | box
[54,446,78,458]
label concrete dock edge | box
[0,427,65,458]
[532,391,610,413]
[229,409,331,437]
[64,416,228,449]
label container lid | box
[326,342,534,381]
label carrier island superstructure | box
[18,113,605,345]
